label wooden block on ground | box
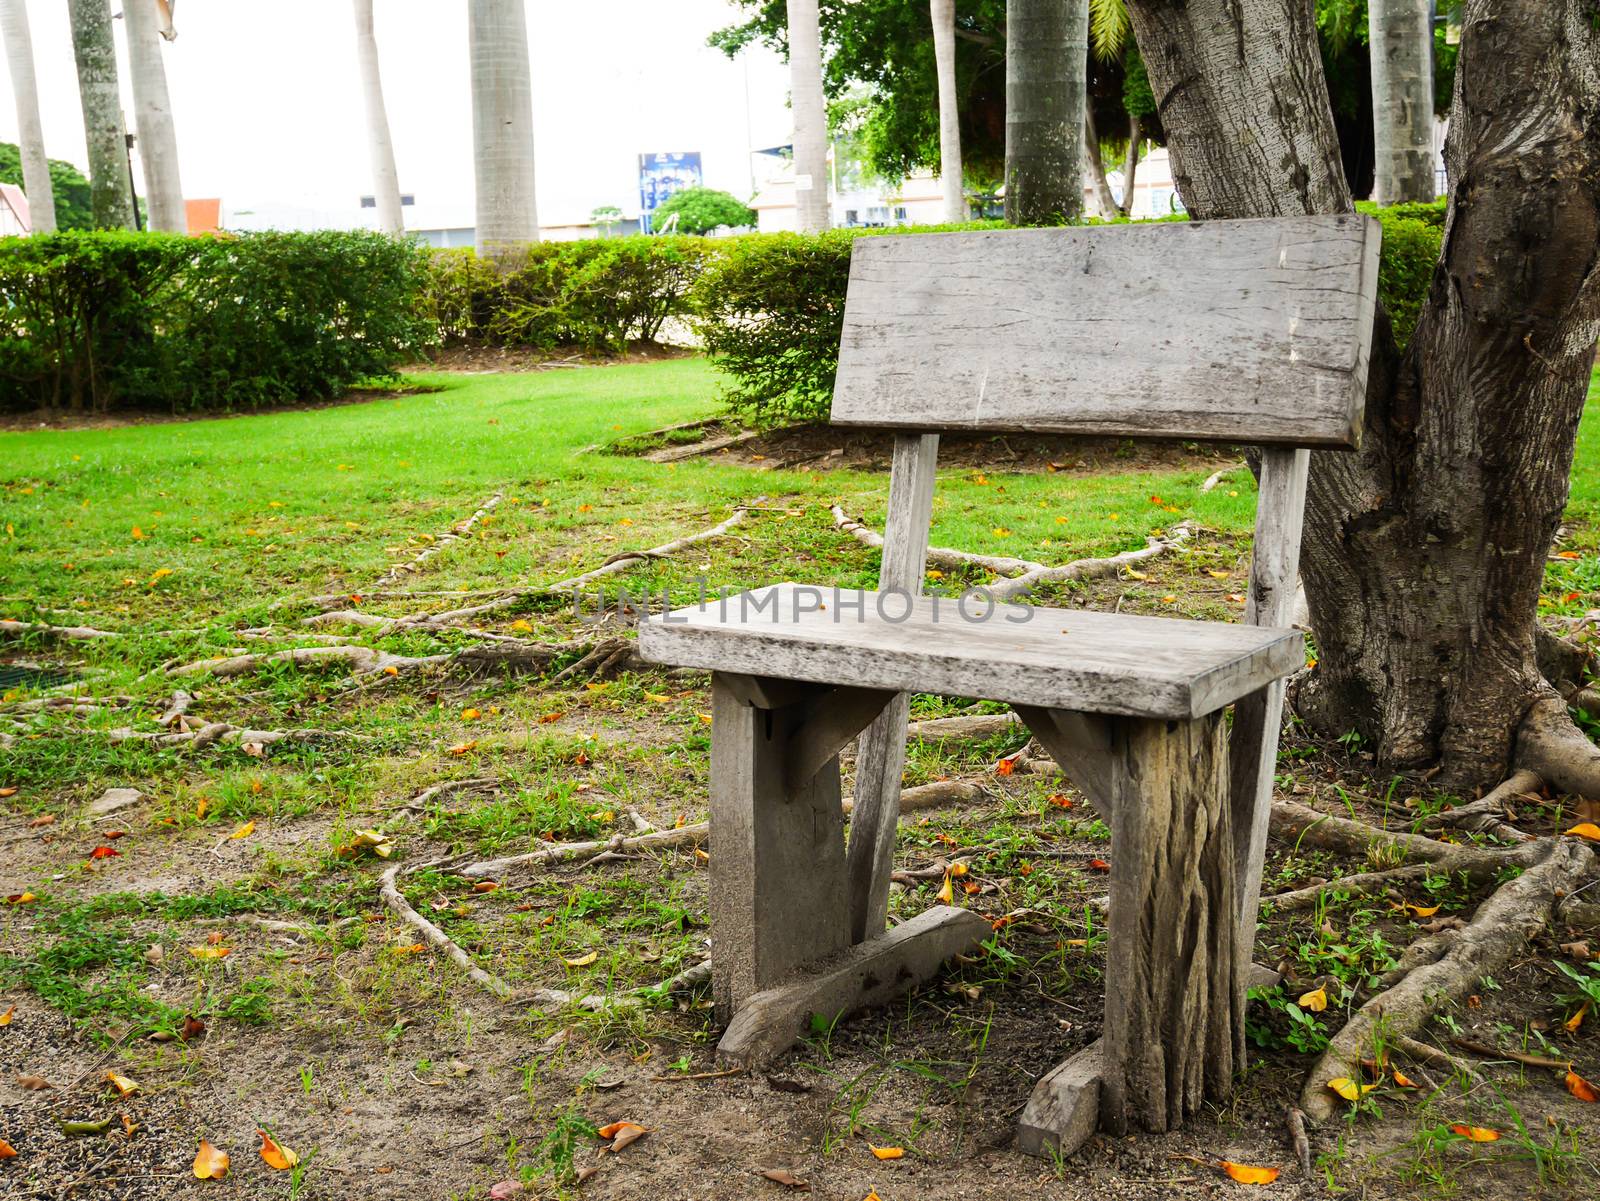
[1017,1040,1103,1159]
[717,905,991,1068]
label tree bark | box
[929,0,967,223]
[0,0,54,231]
[1004,0,1085,225]
[353,0,404,236]
[1081,109,1118,218]
[785,0,830,232]
[123,0,186,232]
[1123,0,1600,793]
[1119,115,1141,215]
[468,0,539,254]
[67,0,135,230]
[1369,0,1437,204]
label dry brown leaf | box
[760,1167,811,1190]
[602,1122,649,1152]
[27,814,53,828]
[15,1074,53,1090]
[180,1014,206,1041]
[193,1138,230,1180]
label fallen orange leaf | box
[472,881,499,893]
[228,821,255,840]
[868,1144,904,1160]
[0,1004,12,1025]
[1087,858,1111,872]
[257,1128,299,1169]
[1047,793,1074,809]
[1403,902,1440,917]
[1297,987,1328,1012]
[104,1070,140,1097]
[563,950,599,968]
[0,1138,14,1158]
[0,787,16,797]
[1563,822,1600,842]
[1327,1077,1377,1101]
[994,757,1015,777]
[1566,1001,1590,1033]
[1392,1068,1419,1089]
[192,1139,230,1180]
[187,945,231,960]
[462,708,482,720]
[1567,1070,1599,1103]
[5,892,37,904]
[392,943,425,955]
[1556,550,1581,559]
[936,875,955,905]
[448,740,478,755]
[1450,1124,1500,1142]
[1221,1161,1280,1184]
[88,846,121,859]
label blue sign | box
[638,152,702,232]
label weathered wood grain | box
[846,433,939,944]
[831,215,1381,448]
[640,584,1304,720]
[716,904,991,1067]
[1229,447,1310,959]
[708,674,849,1020]
[1017,1040,1103,1158]
[1014,705,1116,818]
[1100,712,1242,1135]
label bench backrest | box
[831,215,1381,450]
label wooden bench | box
[638,214,1381,1156]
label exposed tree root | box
[1201,463,1245,493]
[1284,1106,1312,1180]
[309,503,754,634]
[1299,837,1593,1121]
[520,959,713,1013]
[0,618,120,640]
[369,491,504,589]
[1557,896,1600,929]
[105,722,365,752]
[1515,693,1600,800]
[1418,768,1541,842]
[1266,863,1438,913]
[451,824,710,880]
[904,712,1023,743]
[379,863,513,1000]
[830,505,1192,600]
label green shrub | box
[1363,206,1444,347]
[651,187,757,236]
[0,230,435,413]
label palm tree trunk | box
[1004,0,1085,225]
[929,0,966,222]
[353,0,404,235]
[123,0,185,232]
[1119,115,1142,216]
[468,0,539,254]
[67,0,135,230]
[1369,0,1436,203]
[0,0,55,232]
[786,0,830,233]
[1081,109,1118,217]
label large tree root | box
[379,863,513,1000]
[162,636,637,685]
[313,504,755,633]
[105,721,367,752]
[1515,694,1600,800]
[368,491,504,589]
[1418,768,1541,842]
[0,618,120,640]
[1299,837,1594,1121]
[830,505,1193,601]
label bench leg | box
[708,673,851,1022]
[1018,711,1243,1155]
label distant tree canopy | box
[0,142,95,231]
[711,0,1457,198]
[651,187,757,235]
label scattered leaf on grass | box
[1567,1070,1598,1103]
[1087,858,1111,872]
[27,814,53,827]
[472,881,499,893]
[144,944,164,965]
[258,1128,300,1169]
[761,1168,811,1190]
[104,1071,140,1097]
[0,787,15,797]
[88,846,121,859]
[449,740,478,755]
[0,1005,13,1025]
[1402,902,1440,917]
[1392,1068,1419,1089]
[1221,1162,1280,1184]
[180,1015,206,1041]
[867,1144,903,1160]
[1326,1077,1377,1101]
[4,893,36,904]
[563,950,600,968]
[16,1074,53,1090]
[188,945,230,960]
[597,1121,649,1152]
[936,875,955,904]
[193,1139,230,1179]
[1297,987,1327,1012]
[337,829,393,859]
[1563,822,1600,842]
[1449,1124,1500,1142]
[228,821,255,840]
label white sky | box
[0,0,793,226]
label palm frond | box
[1088,0,1131,64]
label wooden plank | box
[719,673,828,711]
[845,433,939,943]
[831,215,1381,448]
[716,904,992,1067]
[1100,713,1242,1135]
[640,584,1304,720]
[708,674,849,1021]
[1229,448,1310,961]
[784,686,896,797]
[1014,706,1116,818]
[1017,1040,1103,1159]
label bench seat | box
[638,582,1303,721]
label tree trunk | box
[1119,115,1141,216]
[353,0,404,236]
[929,0,966,223]
[1081,109,1118,218]
[468,0,538,254]
[67,0,135,230]
[785,0,830,233]
[1004,0,1085,225]
[0,0,54,232]
[1124,0,1600,795]
[123,0,185,232]
[1369,0,1437,204]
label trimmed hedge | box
[0,230,434,414]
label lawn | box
[0,360,1596,1200]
